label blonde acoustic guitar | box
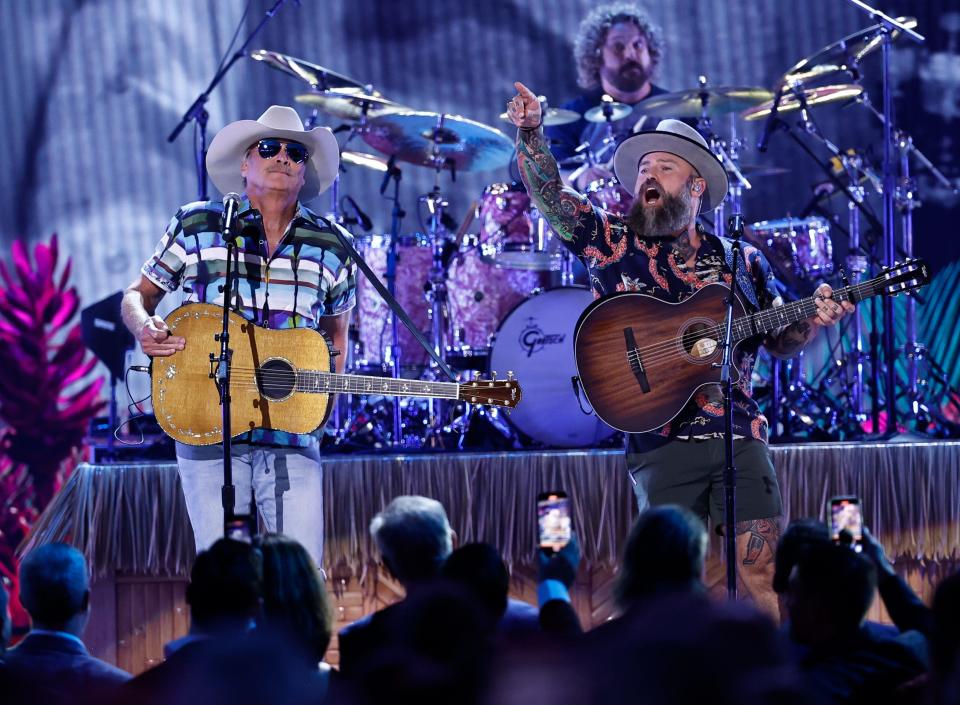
[151,303,522,446]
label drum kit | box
[245,10,952,448]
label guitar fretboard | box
[294,371,461,399]
[730,275,879,343]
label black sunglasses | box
[256,139,309,164]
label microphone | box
[757,84,785,153]
[221,192,243,242]
[344,196,373,231]
[380,155,398,195]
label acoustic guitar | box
[151,303,521,446]
[573,259,929,433]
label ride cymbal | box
[498,106,581,127]
[296,89,406,121]
[362,111,514,173]
[635,86,774,118]
[742,84,863,121]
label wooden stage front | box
[26,440,960,674]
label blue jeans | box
[175,441,324,565]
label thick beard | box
[601,62,650,94]
[625,183,696,238]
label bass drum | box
[488,287,617,448]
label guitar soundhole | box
[256,358,296,401]
[681,321,719,362]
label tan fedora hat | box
[206,105,339,199]
[613,119,728,211]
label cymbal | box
[742,84,863,121]
[249,49,366,91]
[341,151,389,172]
[635,86,774,118]
[296,89,405,121]
[736,164,790,177]
[361,111,514,172]
[785,17,918,84]
[498,107,581,127]
[584,102,633,123]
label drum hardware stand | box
[695,77,751,239]
[167,0,297,199]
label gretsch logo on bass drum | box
[519,317,566,358]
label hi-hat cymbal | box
[742,84,863,121]
[498,107,581,127]
[342,150,389,172]
[635,86,774,118]
[736,164,790,177]
[362,111,514,172]
[250,49,366,91]
[785,17,918,84]
[296,89,406,121]
[584,101,633,123]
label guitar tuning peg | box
[507,370,515,381]
[491,371,498,381]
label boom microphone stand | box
[168,0,298,199]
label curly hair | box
[574,2,664,90]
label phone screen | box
[829,496,863,549]
[537,492,571,552]
[225,519,252,543]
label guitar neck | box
[293,370,461,400]
[733,274,883,342]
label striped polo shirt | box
[142,196,357,447]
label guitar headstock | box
[877,259,930,297]
[459,374,522,409]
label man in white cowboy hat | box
[508,82,854,618]
[121,105,356,565]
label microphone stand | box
[721,212,744,600]
[383,156,405,446]
[167,0,297,200]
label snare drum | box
[748,216,833,280]
[355,234,432,366]
[488,287,616,447]
[585,177,634,217]
[477,182,564,271]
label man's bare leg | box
[735,517,782,622]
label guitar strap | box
[322,218,459,382]
[713,233,760,311]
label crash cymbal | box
[341,151,389,172]
[785,17,918,84]
[742,84,863,121]
[250,49,366,91]
[296,89,405,121]
[498,106,581,127]
[584,101,633,123]
[736,164,790,177]
[635,86,774,118]
[361,111,514,172]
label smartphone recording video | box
[537,491,572,553]
[829,495,863,552]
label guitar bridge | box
[624,328,651,393]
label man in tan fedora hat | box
[122,106,356,565]
[508,82,854,617]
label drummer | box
[548,3,675,188]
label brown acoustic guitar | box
[573,259,929,433]
[151,303,522,446]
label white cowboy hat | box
[613,119,728,211]
[206,105,339,199]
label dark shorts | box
[626,438,782,525]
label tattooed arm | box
[765,283,856,359]
[507,82,603,253]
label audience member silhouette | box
[0,543,130,704]
[785,540,928,704]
